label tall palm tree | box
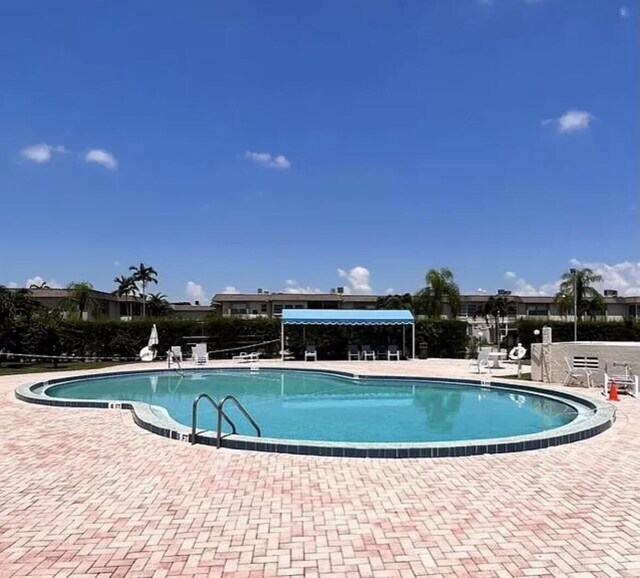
[113,275,137,319]
[480,294,514,348]
[65,282,99,320]
[129,263,158,318]
[416,268,460,318]
[29,281,50,289]
[554,268,603,321]
[146,292,171,317]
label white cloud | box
[620,6,630,18]
[505,271,517,280]
[337,266,373,294]
[543,110,594,134]
[502,260,640,297]
[569,259,640,296]
[21,143,68,163]
[221,286,240,294]
[114,260,121,267]
[7,282,19,289]
[477,288,487,294]
[185,281,207,303]
[386,288,395,295]
[25,276,62,289]
[245,151,291,170]
[283,280,322,294]
[85,149,118,169]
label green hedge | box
[6,317,469,360]
[516,319,640,354]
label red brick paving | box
[0,366,639,578]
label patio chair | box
[604,362,639,397]
[347,345,360,361]
[563,356,593,388]
[387,345,400,361]
[169,345,182,362]
[469,350,491,374]
[192,343,208,365]
[361,345,376,361]
[304,345,317,361]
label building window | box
[526,307,548,317]
[261,304,268,313]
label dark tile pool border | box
[15,367,616,459]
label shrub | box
[516,319,640,354]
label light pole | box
[570,268,577,341]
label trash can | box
[418,342,429,359]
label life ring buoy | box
[139,346,156,362]
[508,345,527,361]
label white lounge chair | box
[563,356,593,387]
[347,345,360,361]
[604,363,639,397]
[361,345,376,361]
[233,351,261,363]
[470,351,491,374]
[387,345,400,361]
[169,345,182,362]
[192,343,208,365]
[304,345,317,361]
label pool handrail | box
[217,395,261,448]
[191,393,238,445]
[191,393,261,448]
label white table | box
[488,351,507,369]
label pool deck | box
[1,359,639,577]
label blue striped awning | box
[281,309,414,326]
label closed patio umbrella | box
[140,324,159,362]
[148,324,159,348]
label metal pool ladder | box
[191,394,261,448]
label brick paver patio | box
[1,361,639,577]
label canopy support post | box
[402,326,406,358]
[281,322,285,361]
[412,323,416,360]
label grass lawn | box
[0,361,130,376]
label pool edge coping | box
[14,367,616,459]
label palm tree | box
[554,268,603,321]
[65,282,99,320]
[146,292,171,317]
[129,263,158,318]
[415,268,460,318]
[113,275,137,319]
[479,294,514,348]
[29,281,50,289]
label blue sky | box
[1,0,638,301]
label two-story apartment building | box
[212,290,379,318]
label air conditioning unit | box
[257,288,263,294]
[336,286,344,294]
[604,289,618,297]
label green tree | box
[415,268,460,318]
[129,263,158,318]
[65,282,100,321]
[554,268,603,321]
[479,294,514,348]
[0,286,43,359]
[113,275,137,319]
[146,293,172,317]
[376,293,414,311]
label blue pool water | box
[46,370,578,443]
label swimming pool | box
[17,368,615,458]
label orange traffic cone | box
[609,380,619,402]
